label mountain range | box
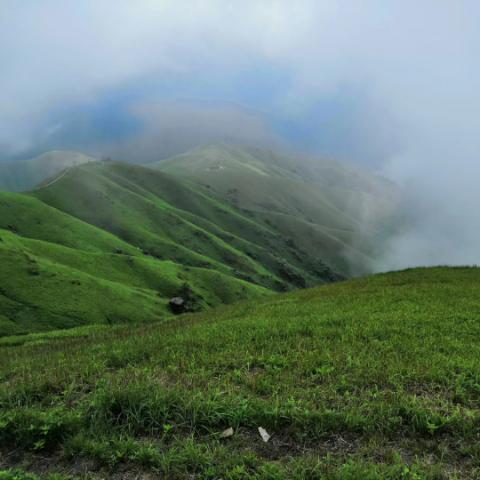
[0,144,399,336]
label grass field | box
[1,267,479,479]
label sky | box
[1,0,479,269]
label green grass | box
[33,161,335,288]
[1,158,346,336]
[0,190,138,255]
[153,143,401,276]
[0,227,268,336]
[1,267,479,478]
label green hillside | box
[1,267,479,479]
[0,226,268,337]
[0,144,401,279]
[153,144,401,276]
[32,161,337,288]
[0,159,342,336]
[0,151,95,192]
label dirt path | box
[34,167,70,190]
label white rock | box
[258,426,270,443]
[221,427,234,438]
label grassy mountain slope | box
[32,161,337,289]
[0,190,139,254]
[1,267,479,478]
[153,144,400,275]
[0,151,95,192]
[0,159,341,336]
[0,182,273,336]
[0,227,268,337]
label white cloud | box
[1,0,479,267]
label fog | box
[102,100,285,163]
[1,0,479,269]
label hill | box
[0,151,96,192]
[153,144,401,276]
[0,160,340,336]
[0,145,401,278]
[1,267,479,478]
[0,195,269,336]
[31,161,338,288]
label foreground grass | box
[1,267,480,478]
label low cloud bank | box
[1,1,479,269]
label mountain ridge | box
[153,143,400,275]
[0,159,341,336]
[0,150,96,192]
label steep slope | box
[0,227,268,337]
[0,159,342,336]
[0,150,95,192]
[32,161,337,290]
[153,144,401,275]
[0,189,270,336]
[1,267,479,478]
[0,190,138,254]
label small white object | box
[221,427,234,438]
[258,426,271,443]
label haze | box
[1,0,479,270]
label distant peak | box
[189,142,238,154]
[33,150,97,161]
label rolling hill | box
[153,144,401,276]
[0,151,96,192]
[0,145,401,277]
[1,267,478,479]
[0,145,402,337]
[31,161,337,287]
[0,193,270,337]
[0,160,341,336]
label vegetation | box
[153,143,401,276]
[32,160,333,289]
[2,147,464,478]
[1,267,479,478]
[0,189,271,337]
[0,226,268,336]
[0,158,341,336]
